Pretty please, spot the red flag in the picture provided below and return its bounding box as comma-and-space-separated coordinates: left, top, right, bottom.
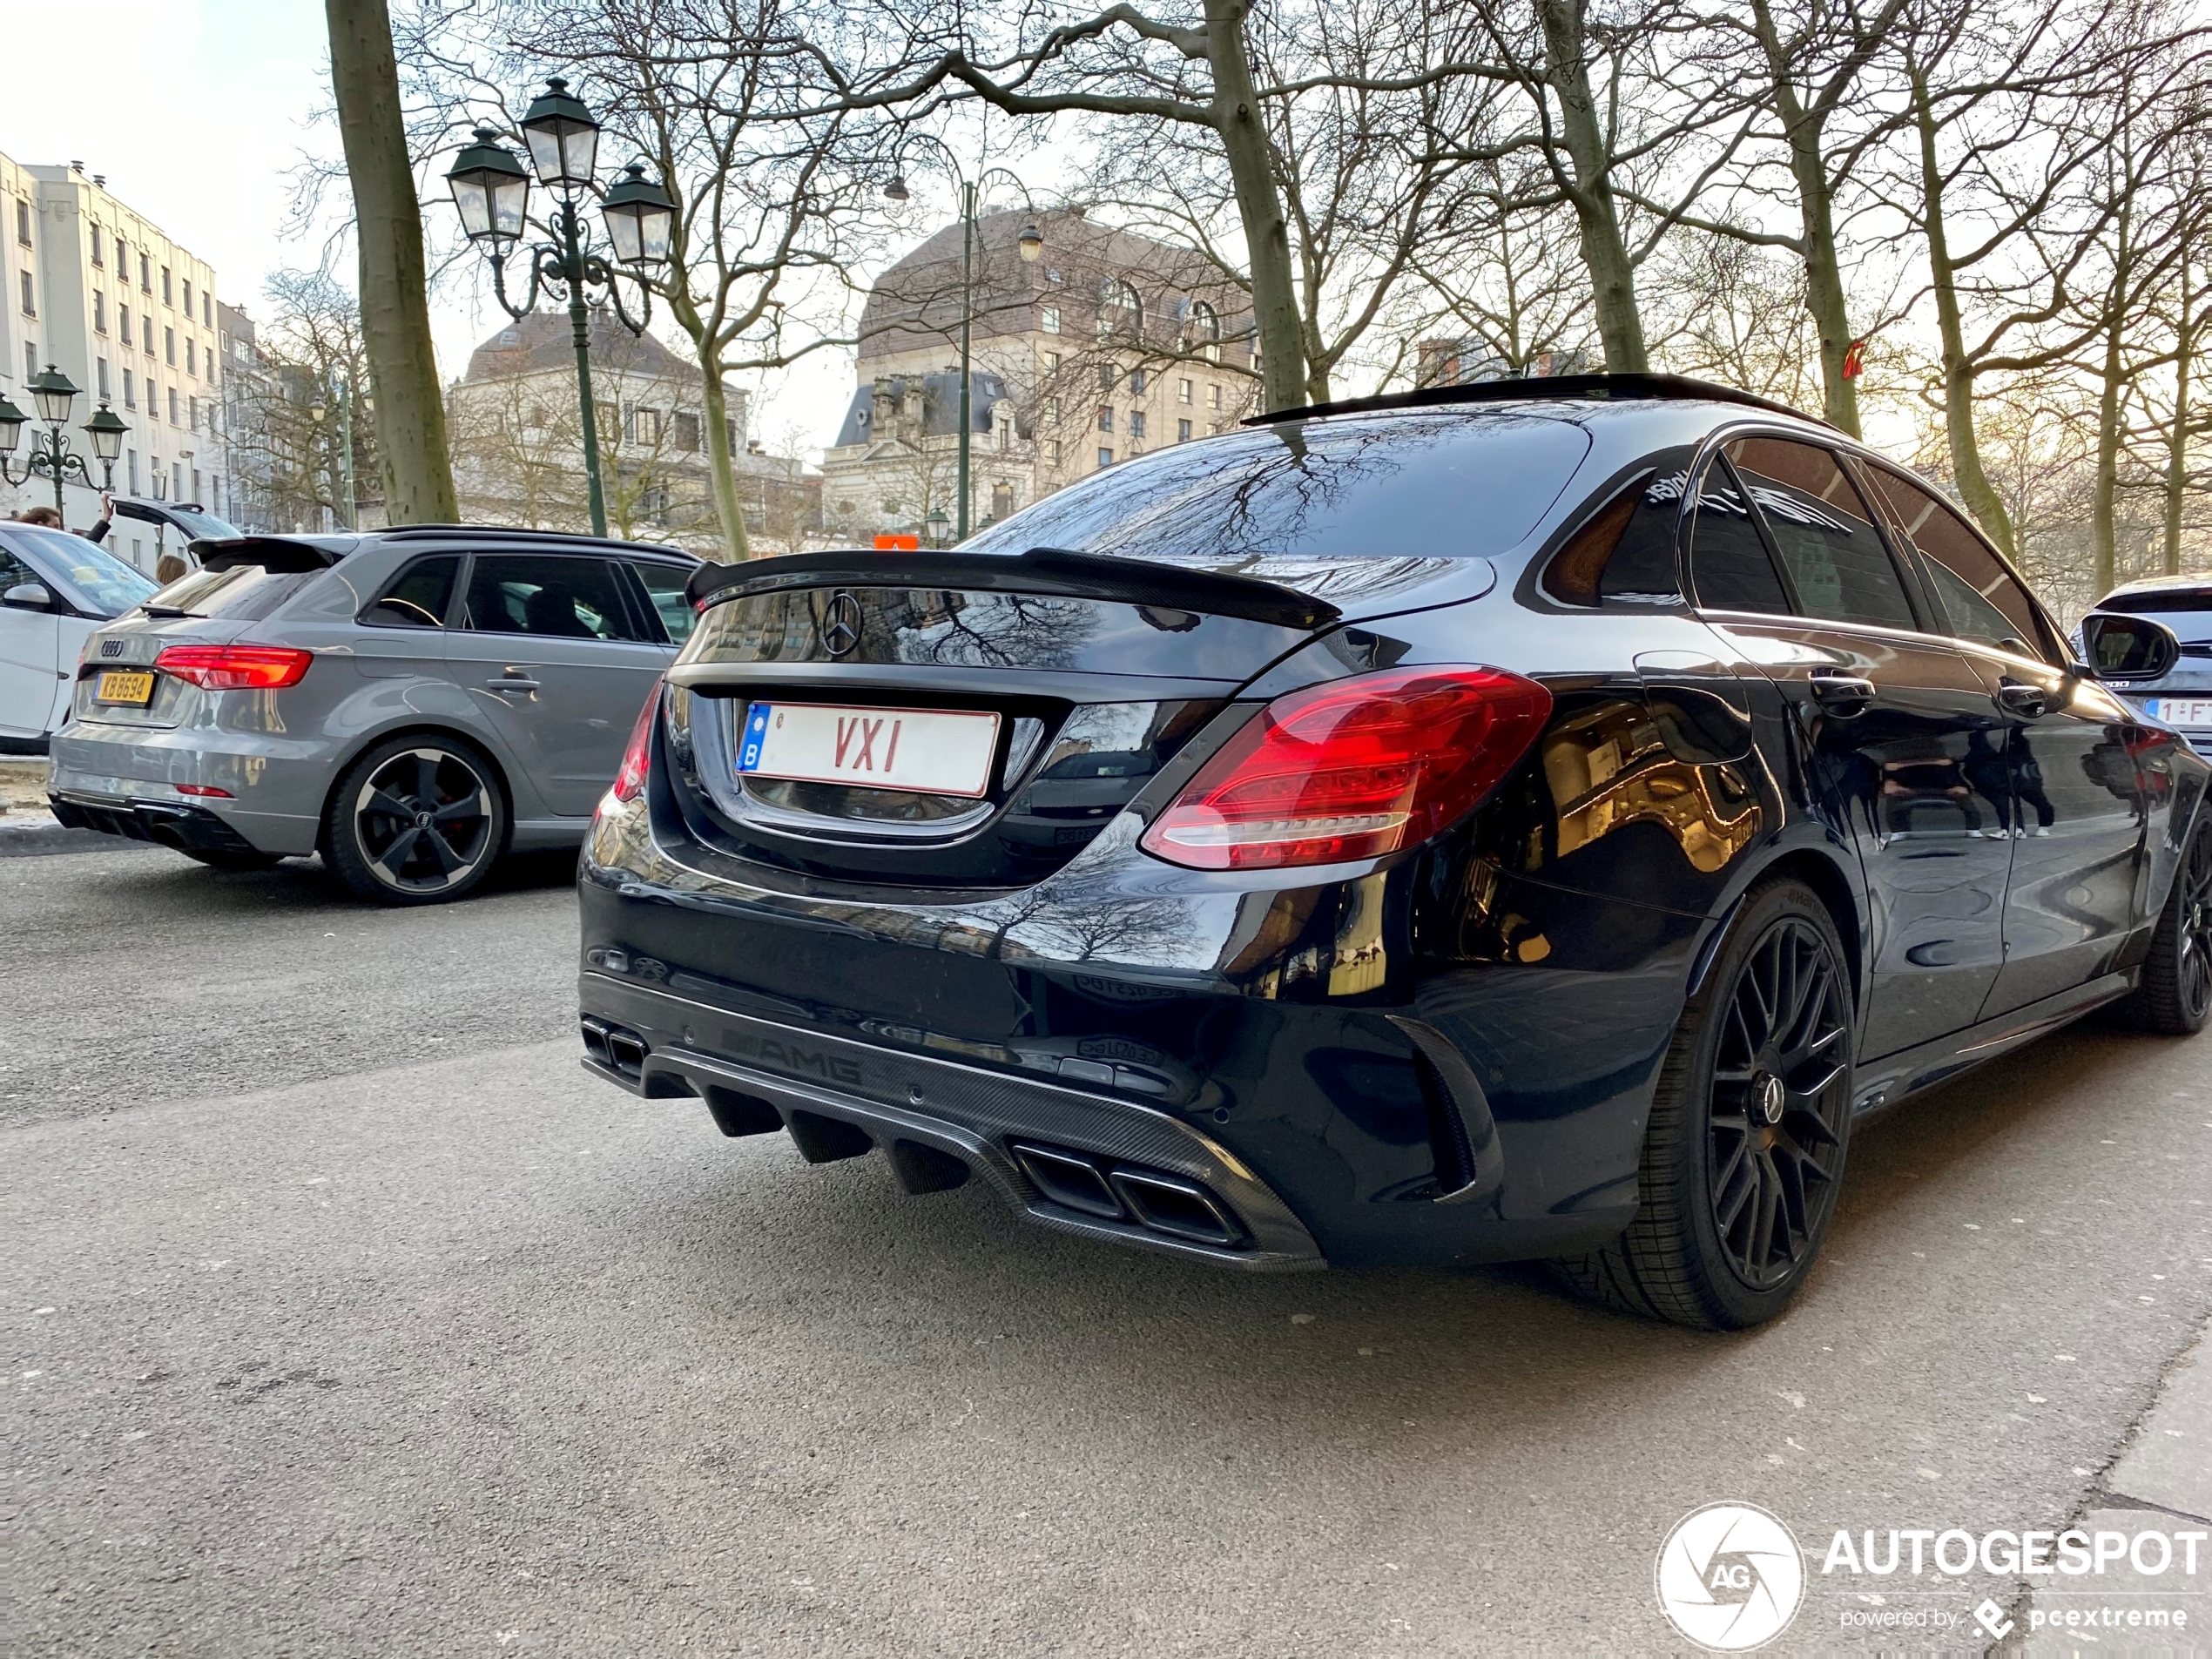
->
1842, 340, 1866, 380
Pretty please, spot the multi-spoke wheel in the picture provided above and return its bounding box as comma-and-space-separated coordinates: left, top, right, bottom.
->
1554, 879, 1855, 1329
322, 736, 506, 905
2118, 813, 2212, 1035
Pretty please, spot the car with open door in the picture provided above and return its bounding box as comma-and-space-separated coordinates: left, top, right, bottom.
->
0, 521, 158, 753
577, 374, 2208, 1329
45, 525, 698, 899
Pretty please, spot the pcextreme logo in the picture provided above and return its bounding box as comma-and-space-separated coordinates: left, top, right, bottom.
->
1655, 1502, 1808, 1651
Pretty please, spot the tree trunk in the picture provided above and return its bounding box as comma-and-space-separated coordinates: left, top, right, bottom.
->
1204, 0, 1308, 412
1537, 0, 1647, 374
1912, 72, 2014, 555
324, 0, 457, 525
1750, 0, 1859, 435
2091, 192, 2134, 596
2164, 267, 2191, 577
696, 364, 753, 560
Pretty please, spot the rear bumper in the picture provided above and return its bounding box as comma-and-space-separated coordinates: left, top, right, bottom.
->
47, 791, 262, 855
50, 722, 330, 855
580, 970, 1325, 1270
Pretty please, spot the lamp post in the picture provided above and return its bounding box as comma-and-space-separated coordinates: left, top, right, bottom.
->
883, 154, 1042, 542
926, 504, 949, 548
309, 374, 357, 530
0, 366, 126, 523
445, 81, 676, 538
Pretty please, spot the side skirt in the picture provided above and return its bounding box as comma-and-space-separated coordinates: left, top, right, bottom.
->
1850, 971, 2136, 1122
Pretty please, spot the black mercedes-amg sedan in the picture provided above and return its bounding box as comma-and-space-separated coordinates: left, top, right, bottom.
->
577, 374, 2209, 1330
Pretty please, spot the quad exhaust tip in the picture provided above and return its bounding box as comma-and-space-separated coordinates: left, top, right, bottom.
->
1011, 1141, 1247, 1249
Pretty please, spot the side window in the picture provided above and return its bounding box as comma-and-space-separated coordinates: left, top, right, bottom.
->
1542, 454, 1690, 608
361, 555, 459, 628
630, 560, 697, 644
1726, 437, 1917, 631
1858, 466, 2059, 664
1686, 455, 1791, 615
462, 556, 644, 642
0, 546, 38, 591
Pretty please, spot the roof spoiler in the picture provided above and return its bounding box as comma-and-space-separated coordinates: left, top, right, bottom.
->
188, 536, 346, 573
685, 545, 1341, 631
1248, 371, 1829, 428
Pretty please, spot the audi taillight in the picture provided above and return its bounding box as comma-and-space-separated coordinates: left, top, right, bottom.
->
610, 687, 659, 805
153, 644, 314, 691
1139, 666, 1553, 871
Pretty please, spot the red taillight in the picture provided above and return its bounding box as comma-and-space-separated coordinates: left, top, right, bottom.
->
154, 644, 314, 691
1139, 666, 1553, 871
610, 686, 660, 804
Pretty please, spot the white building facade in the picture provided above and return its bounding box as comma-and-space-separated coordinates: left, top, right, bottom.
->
0, 154, 226, 545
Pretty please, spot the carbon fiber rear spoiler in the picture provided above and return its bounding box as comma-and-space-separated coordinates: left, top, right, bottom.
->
187, 536, 350, 573
685, 545, 1340, 631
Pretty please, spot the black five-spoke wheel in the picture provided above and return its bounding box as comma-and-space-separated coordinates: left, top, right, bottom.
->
2121, 813, 2212, 1035
324, 737, 506, 905
1706, 917, 1850, 1291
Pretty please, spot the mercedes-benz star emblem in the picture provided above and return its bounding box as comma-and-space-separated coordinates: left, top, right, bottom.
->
819, 590, 863, 658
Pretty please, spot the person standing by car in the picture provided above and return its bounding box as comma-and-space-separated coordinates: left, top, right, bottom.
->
12, 495, 114, 543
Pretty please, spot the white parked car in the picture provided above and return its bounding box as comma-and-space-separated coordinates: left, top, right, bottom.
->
0, 522, 158, 753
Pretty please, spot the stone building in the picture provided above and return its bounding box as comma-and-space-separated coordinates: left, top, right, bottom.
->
819, 210, 1259, 543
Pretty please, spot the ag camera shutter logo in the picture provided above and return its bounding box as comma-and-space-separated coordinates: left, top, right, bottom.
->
1655, 1501, 1806, 1651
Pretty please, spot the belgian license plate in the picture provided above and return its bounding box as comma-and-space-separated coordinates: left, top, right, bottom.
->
2155, 698, 2212, 726
94, 670, 155, 706
737, 702, 1000, 797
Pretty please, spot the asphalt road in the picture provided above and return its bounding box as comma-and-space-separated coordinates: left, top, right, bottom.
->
4, 842, 2210, 1655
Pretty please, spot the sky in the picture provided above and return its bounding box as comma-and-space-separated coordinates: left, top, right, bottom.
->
1, 0, 862, 462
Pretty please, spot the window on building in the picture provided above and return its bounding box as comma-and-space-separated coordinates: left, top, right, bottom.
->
162, 267, 173, 306
17, 272, 31, 317
671, 411, 700, 451
143, 315, 153, 353
90, 224, 104, 266
165, 327, 176, 365
1096, 406, 1114, 433
183, 279, 192, 314
725, 418, 739, 456
115, 236, 127, 273
138, 252, 151, 292
1130, 411, 1146, 439
1098, 362, 1116, 393
1187, 300, 1222, 363
189, 395, 199, 431
93, 292, 106, 333
1130, 368, 1146, 395
14, 200, 29, 245
1042, 351, 1060, 374
1046, 438, 1061, 466
123, 368, 135, 408
626, 405, 662, 445
1041, 305, 1061, 335
97, 359, 110, 397
186, 338, 197, 376
1177, 418, 1192, 442
1208, 383, 1222, 410
119, 304, 130, 342
1097, 278, 1142, 341
991, 482, 1015, 520
127, 450, 139, 493
1177, 378, 1192, 405
1097, 446, 1115, 468
202, 293, 212, 327
1045, 396, 1060, 423
23, 344, 34, 380
168, 386, 180, 424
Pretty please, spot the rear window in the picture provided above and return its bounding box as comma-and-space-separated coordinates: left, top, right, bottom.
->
146, 561, 319, 621
961, 411, 1590, 564
2098, 588, 2212, 621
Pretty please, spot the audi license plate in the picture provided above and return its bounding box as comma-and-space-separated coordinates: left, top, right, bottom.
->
2154, 698, 2212, 727
737, 702, 1001, 797
94, 670, 155, 706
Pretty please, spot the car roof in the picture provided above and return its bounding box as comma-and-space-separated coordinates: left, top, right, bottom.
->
369, 525, 698, 563
2100, 574, 2212, 601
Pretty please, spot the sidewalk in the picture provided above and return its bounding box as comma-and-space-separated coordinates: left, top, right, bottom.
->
2009, 1317, 2212, 1654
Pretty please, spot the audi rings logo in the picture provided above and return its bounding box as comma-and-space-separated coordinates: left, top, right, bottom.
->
819, 590, 863, 658
1655, 1502, 1806, 1651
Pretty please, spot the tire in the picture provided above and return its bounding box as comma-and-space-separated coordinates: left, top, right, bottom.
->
321, 735, 507, 906
1554, 879, 1855, 1330
2116, 813, 2212, 1035
182, 849, 284, 873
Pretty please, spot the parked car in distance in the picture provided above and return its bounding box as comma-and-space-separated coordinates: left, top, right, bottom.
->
2078, 575, 2212, 757
577, 372, 2209, 1331
0, 521, 158, 753
47, 526, 699, 900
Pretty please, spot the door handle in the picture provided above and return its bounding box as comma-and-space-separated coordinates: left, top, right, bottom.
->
488, 675, 542, 694
1994, 680, 2049, 718
1809, 670, 1877, 712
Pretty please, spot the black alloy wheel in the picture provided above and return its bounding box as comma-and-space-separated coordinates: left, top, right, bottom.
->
1554, 879, 1855, 1329
1705, 917, 1851, 1291
2119, 813, 2212, 1035
324, 738, 505, 904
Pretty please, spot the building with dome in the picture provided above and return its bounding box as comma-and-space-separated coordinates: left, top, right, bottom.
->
819, 209, 1259, 543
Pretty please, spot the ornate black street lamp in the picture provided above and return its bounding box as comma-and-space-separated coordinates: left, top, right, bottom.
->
884, 152, 1042, 541
0, 365, 126, 523
446, 80, 676, 538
